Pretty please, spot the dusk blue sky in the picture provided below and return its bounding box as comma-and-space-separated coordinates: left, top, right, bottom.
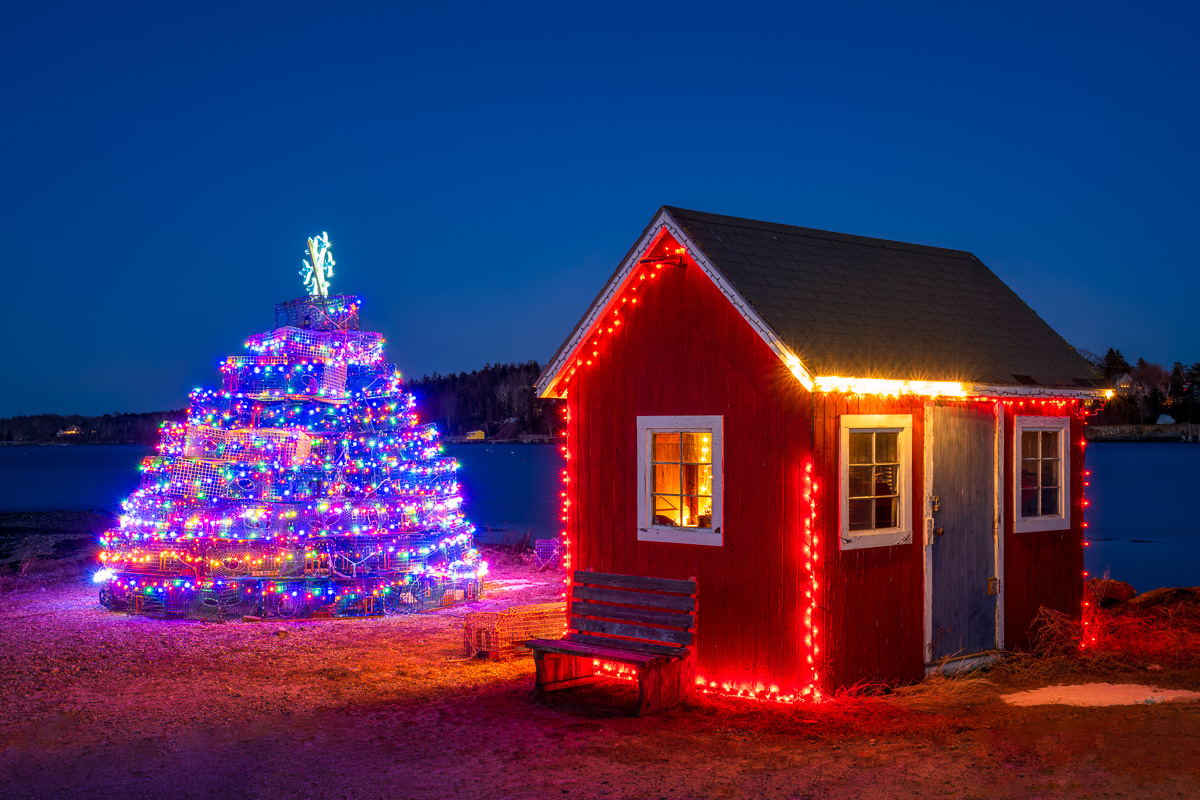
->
3, 2, 1196, 417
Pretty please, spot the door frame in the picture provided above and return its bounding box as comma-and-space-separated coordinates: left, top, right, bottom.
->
922, 401, 1005, 668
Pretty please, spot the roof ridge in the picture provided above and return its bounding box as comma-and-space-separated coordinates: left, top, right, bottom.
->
662, 205, 977, 259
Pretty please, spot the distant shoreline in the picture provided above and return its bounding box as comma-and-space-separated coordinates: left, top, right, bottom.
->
1086, 423, 1200, 443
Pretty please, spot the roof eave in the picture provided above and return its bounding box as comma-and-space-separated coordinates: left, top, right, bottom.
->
964, 383, 1108, 400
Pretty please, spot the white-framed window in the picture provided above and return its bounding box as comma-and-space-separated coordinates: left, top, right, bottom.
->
1013, 415, 1070, 533
839, 414, 913, 550
636, 415, 723, 546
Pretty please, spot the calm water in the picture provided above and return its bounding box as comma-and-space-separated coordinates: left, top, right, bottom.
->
0, 443, 562, 543
0, 442, 1194, 589
1084, 443, 1199, 591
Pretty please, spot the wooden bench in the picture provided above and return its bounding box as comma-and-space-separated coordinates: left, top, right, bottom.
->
526, 570, 697, 716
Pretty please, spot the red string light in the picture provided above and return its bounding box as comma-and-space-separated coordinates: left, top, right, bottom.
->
551, 225, 1100, 697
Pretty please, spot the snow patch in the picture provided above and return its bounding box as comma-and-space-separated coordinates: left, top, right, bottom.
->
1001, 683, 1200, 707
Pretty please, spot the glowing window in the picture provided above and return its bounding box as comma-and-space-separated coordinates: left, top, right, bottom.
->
651, 432, 714, 528
637, 416, 722, 546
1013, 416, 1070, 533
839, 415, 913, 550
847, 431, 900, 531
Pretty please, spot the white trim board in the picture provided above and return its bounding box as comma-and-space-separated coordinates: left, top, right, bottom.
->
838, 414, 914, 551
1011, 415, 1072, 533
636, 415, 723, 547
967, 384, 1103, 400
995, 402, 1005, 650
923, 405, 934, 664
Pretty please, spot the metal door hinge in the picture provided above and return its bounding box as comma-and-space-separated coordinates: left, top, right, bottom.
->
987, 577, 1000, 596
931, 496, 941, 512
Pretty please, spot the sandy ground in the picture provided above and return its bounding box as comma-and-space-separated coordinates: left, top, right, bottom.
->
1002, 683, 1200, 706
2, 558, 1200, 799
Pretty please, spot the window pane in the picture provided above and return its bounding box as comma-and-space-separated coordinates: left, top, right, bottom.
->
696, 495, 713, 528
848, 498, 873, 531
875, 496, 897, 529
653, 433, 680, 463
680, 463, 701, 495
1040, 458, 1059, 488
680, 495, 703, 527
849, 432, 873, 464
654, 464, 680, 494
680, 432, 710, 464
874, 465, 898, 495
1021, 431, 1038, 459
1021, 460, 1039, 489
875, 432, 898, 464
1020, 488, 1038, 517
1040, 488, 1059, 517
848, 466, 873, 498
653, 494, 680, 526
1041, 431, 1058, 459
697, 464, 713, 498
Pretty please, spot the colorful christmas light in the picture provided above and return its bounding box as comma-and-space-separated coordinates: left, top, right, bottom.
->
97, 240, 483, 619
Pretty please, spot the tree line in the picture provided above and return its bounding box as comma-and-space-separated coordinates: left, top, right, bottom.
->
0, 361, 562, 444
407, 360, 561, 437
0, 410, 188, 444
1091, 348, 1200, 425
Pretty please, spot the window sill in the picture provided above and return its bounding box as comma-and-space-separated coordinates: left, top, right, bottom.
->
840, 527, 912, 551
1014, 516, 1070, 533
637, 526, 722, 546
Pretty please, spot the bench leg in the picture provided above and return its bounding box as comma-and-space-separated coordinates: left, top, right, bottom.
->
533, 651, 597, 697
637, 658, 689, 716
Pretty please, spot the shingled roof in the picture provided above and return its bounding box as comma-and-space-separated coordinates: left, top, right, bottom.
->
663, 206, 1097, 389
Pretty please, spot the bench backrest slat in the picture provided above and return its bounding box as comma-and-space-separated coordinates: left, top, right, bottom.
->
571, 585, 695, 612
569, 601, 692, 629
573, 616, 693, 646
567, 570, 697, 658
574, 570, 697, 595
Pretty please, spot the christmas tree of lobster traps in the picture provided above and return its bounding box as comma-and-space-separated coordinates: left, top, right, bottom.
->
95, 233, 486, 619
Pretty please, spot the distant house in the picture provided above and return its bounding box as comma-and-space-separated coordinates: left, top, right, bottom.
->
1110, 373, 1134, 395
537, 206, 1103, 696
464, 430, 486, 441
1156, 414, 1175, 425
56, 425, 81, 437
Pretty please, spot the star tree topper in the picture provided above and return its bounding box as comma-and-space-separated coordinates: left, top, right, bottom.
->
301, 232, 335, 296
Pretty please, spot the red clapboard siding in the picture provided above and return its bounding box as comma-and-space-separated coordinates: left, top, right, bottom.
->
1002, 403, 1086, 651
813, 393, 927, 689
568, 243, 810, 690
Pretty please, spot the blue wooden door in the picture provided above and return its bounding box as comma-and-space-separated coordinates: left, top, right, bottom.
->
930, 404, 998, 661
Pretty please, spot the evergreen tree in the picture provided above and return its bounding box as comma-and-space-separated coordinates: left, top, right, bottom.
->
1102, 348, 1130, 380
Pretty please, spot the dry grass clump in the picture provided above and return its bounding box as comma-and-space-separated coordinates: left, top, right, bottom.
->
891, 673, 997, 710
1088, 600, 1200, 667
993, 599, 1200, 686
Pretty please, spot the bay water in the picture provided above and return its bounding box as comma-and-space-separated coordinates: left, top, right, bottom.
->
0, 442, 1194, 590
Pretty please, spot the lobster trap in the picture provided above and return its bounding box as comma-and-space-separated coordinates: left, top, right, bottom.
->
462, 602, 566, 661
274, 295, 360, 331
246, 327, 384, 364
